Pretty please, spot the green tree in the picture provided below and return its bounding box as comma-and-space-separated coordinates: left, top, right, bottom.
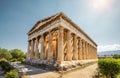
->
10, 49, 26, 62
5, 70, 19, 78
98, 58, 120, 78
0, 48, 12, 61
0, 60, 14, 72
113, 54, 120, 59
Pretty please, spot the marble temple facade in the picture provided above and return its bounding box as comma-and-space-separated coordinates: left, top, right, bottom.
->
26, 12, 98, 69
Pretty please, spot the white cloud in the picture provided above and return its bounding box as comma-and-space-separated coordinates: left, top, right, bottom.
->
98, 44, 120, 52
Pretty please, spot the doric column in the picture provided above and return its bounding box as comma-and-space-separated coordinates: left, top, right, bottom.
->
92, 46, 94, 59
85, 42, 88, 59
84, 41, 86, 59
94, 47, 97, 59
35, 38, 39, 60
40, 34, 44, 60
78, 38, 81, 60
30, 40, 33, 59
82, 40, 85, 60
88, 44, 90, 59
47, 31, 53, 61
90, 45, 92, 59
86, 42, 89, 59
27, 41, 31, 60
81, 39, 83, 60
89, 45, 91, 59
31, 39, 35, 59
57, 27, 64, 64
95, 48, 98, 59
90, 45, 91, 59
93, 47, 94, 59
80, 39, 83, 60
91, 45, 93, 59
66, 30, 72, 61
94, 47, 96, 59
73, 35, 78, 60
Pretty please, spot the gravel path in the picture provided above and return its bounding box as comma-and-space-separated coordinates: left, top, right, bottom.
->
27, 63, 98, 78
63, 63, 98, 78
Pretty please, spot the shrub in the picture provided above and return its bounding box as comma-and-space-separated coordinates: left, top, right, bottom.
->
18, 58, 25, 62
0, 58, 7, 62
10, 49, 26, 62
0, 61, 14, 72
5, 70, 19, 78
10, 58, 17, 62
98, 58, 120, 78
113, 54, 120, 59
0, 48, 12, 61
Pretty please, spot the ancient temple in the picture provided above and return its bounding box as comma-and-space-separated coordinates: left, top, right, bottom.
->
26, 12, 98, 69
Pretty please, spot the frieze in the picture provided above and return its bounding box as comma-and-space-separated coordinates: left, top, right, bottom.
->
61, 18, 96, 48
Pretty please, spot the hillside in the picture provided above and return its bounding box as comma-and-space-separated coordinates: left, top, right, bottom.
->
98, 50, 120, 56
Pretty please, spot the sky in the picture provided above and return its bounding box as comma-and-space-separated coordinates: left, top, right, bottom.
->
0, 0, 120, 52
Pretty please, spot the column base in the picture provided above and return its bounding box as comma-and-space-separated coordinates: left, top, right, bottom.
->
25, 59, 98, 71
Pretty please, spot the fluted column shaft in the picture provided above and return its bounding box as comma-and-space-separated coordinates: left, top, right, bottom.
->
78, 38, 81, 60
35, 38, 39, 59
84, 42, 87, 59
82, 40, 85, 59
85, 42, 88, 59
40, 35, 44, 60
57, 27, 64, 64
88, 44, 90, 59
73, 35, 78, 60
66, 31, 72, 61
96, 48, 98, 59
48, 31, 53, 61
31, 39, 35, 59
89, 45, 91, 59
27, 41, 31, 59
86, 44, 88, 59
80, 39, 83, 60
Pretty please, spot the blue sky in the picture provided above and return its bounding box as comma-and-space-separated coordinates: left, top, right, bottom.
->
0, 0, 120, 52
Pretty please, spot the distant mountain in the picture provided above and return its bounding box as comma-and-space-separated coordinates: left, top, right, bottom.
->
98, 50, 120, 56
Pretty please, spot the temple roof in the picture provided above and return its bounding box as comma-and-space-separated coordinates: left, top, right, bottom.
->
28, 12, 62, 34
28, 12, 97, 46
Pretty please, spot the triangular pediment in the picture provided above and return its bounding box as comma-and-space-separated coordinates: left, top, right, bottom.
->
28, 12, 64, 34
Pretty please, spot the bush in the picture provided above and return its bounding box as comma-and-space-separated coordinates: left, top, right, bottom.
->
18, 58, 25, 62
0, 58, 7, 62
0, 48, 12, 61
10, 49, 26, 62
0, 61, 14, 72
98, 58, 120, 78
113, 54, 120, 59
5, 70, 19, 78
10, 58, 17, 62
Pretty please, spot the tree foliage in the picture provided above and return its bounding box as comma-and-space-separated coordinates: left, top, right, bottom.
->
0, 48, 26, 62
0, 48, 12, 61
10, 49, 26, 62
98, 58, 120, 78
0, 60, 14, 72
113, 54, 120, 59
5, 70, 19, 78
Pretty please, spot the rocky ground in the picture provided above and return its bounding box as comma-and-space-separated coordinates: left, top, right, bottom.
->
0, 66, 4, 78
18, 63, 98, 78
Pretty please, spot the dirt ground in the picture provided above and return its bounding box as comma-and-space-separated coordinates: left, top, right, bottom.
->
27, 63, 98, 78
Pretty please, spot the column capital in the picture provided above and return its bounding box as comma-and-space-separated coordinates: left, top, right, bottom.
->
58, 26, 64, 30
